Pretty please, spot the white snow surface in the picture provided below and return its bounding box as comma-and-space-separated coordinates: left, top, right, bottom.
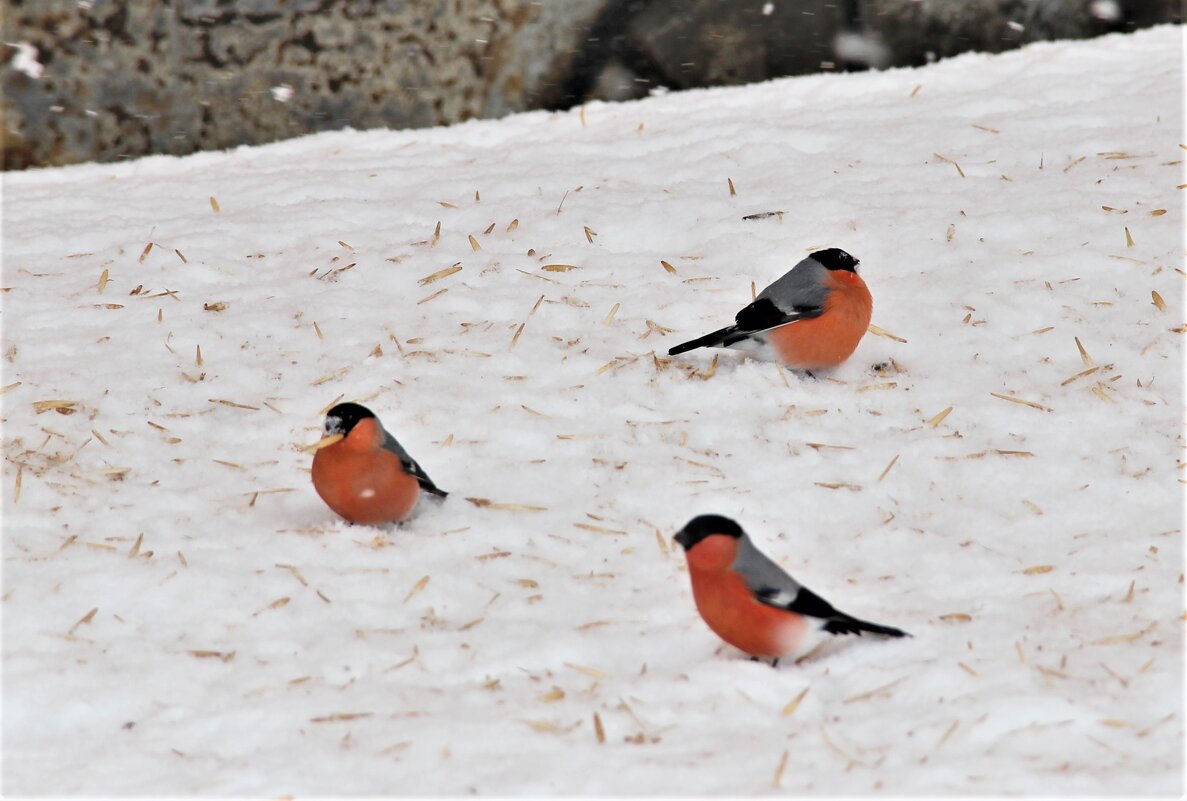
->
2, 26, 1184, 797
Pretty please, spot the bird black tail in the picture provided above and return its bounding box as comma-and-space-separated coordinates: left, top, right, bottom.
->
823, 613, 909, 638
668, 325, 738, 356
422, 483, 449, 499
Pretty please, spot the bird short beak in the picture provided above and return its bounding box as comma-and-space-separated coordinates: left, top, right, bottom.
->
673, 529, 689, 549
305, 432, 344, 452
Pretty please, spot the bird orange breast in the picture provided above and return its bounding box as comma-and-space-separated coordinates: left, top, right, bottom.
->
768, 271, 872, 369
311, 423, 420, 524
686, 541, 809, 659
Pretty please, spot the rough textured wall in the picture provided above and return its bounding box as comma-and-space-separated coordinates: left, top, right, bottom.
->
2, 0, 1180, 169
858, 0, 1114, 67
1, 0, 609, 169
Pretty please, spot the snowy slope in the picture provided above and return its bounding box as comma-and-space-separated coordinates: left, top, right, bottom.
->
2, 25, 1183, 797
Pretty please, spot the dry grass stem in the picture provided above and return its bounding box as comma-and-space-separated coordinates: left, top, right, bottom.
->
782, 687, 809, 716
926, 407, 953, 427
867, 323, 907, 343
990, 392, 1052, 412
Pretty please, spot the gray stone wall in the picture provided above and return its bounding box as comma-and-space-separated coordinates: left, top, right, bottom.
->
1, 0, 609, 169
2, 0, 1179, 169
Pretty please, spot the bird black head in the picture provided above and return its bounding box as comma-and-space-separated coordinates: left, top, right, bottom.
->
673, 514, 745, 550
811, 248, 859, 272
324, 402, 375, 436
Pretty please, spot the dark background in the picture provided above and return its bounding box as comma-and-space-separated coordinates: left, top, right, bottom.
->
2, 0, 1180, 170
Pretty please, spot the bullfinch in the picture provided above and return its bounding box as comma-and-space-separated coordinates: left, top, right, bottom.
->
310, 402, 447, 525
667, 248, 872, 370
673, 515, 907, 665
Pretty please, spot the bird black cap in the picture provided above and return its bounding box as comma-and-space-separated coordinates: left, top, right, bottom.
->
324, 402, 376, 436
811, 248, 859, 272
674, 514, 744, 550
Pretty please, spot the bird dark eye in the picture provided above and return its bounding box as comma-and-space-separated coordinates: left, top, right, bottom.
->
325, 416, 341, 433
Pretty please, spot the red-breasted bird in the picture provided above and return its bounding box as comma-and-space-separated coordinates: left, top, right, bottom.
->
310, 402, 447, 525
673, 515, 907, 665
667, 248, 872, 370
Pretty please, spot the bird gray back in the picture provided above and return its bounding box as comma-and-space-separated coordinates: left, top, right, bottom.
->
730, 533, 803, 605
757, 255, 830, 316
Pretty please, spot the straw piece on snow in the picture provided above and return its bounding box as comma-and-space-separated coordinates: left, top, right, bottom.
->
1061, 365, 1101, 385
310, 712, 372, 723
403, 575, 430, 603
188, 649, 236, 662
1092, 625, 1156, 645
418, 264, 462, 286
312, 367, 351, 386
474, 551, 512, 561
33, 400, 78, 414
842, 676, 907, 704
939, 613, 972, 623
574, 522, 627, 536
925, 407, 953, 427
252, 597, 290, 616
68, 607, 99, 635
772, 750, 789, 789
990, 392, 1052, 412
867, 323, 907, 342
564, 662, 606, 679
465, 497, 547, 511
781, 687, 809, 716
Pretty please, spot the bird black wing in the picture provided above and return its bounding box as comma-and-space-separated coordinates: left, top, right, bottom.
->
669, 298, 824, 354
379, 429, 448, 498
725, 297, 823, 343
756, 584, 908, 638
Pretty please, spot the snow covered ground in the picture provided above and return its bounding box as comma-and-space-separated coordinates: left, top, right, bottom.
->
2, 25, 1183, 797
